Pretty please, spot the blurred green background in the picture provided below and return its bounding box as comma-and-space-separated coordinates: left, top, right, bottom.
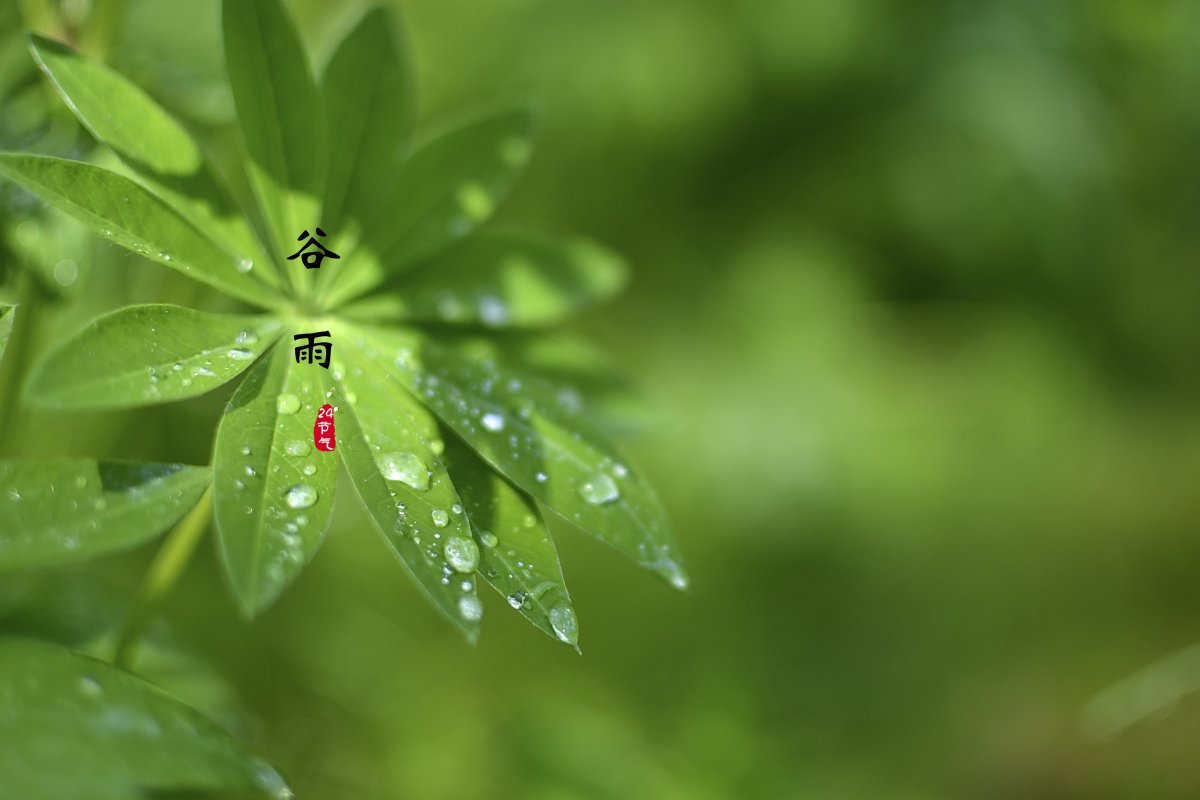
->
4, 0, 1200, 797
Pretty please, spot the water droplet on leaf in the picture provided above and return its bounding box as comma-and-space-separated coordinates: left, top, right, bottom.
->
549, 605, 579, 645
444, 535, 480, 573
284, 484, 318, 509
276, 393, 301, 415
458, 595, 483, 621
380, 452, 429, 490
579, 473, 620, 505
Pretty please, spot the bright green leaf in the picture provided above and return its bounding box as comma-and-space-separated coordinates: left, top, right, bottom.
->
0, 155, 279, 307
213, 340, 336, 616
341, 227, 628, 328
334, 334, 482, 638
324, 103, 536, 308
0, 460, 211, 573
28, 34, 277, 288
223, 0, 324, 274
0, 303, 14, 363
442, 434, 578, 647
25, 304, 282, 410
0, 638, 289, 800
346, 323, 687, 588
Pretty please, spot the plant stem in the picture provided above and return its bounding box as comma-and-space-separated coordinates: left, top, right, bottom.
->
113, 487, 213, 671
0, 269, 40, 454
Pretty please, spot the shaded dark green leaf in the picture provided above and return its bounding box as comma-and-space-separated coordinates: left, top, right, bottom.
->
0, 460, 211, 572
0, 638, 289, 800
341, 227, 627, 327
222, 0, 323, 273
319, 5, 416, 234
324, 103, 536, 307
0, 303, 14, 363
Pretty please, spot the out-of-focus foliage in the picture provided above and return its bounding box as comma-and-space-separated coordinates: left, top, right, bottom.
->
3, 0, 1200, 798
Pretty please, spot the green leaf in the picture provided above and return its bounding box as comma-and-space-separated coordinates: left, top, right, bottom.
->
0, 303, 14, 363
0, 460, 211, 572
346, 323, 688, 588
341, 228, 628, 327
223, 0, 324, 271
25, 304, 282, 410
333, 334, 482, 638
0, 638, 289, 800
0, 155, 280, 308
490, 332, 657, 436
319, 5, 416, 235
442, 434, 578, 647
324, 103, 536, 308
28, 34, 277, 288
213, 340, 336, 616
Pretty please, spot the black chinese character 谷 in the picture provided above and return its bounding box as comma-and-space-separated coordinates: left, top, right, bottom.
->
287, 227, 340, 270
294, 331, 332, 369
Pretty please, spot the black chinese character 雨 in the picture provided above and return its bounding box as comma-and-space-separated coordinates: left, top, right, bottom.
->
294, 331, 332, 369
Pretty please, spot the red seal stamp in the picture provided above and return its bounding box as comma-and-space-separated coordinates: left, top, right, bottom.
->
314, 404, 336, 451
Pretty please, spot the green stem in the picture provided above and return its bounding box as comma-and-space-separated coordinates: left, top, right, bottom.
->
0, 269, 40, 454
113, 487, 213, 671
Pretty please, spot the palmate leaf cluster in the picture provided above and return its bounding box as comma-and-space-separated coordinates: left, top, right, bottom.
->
0, 2, 685, 792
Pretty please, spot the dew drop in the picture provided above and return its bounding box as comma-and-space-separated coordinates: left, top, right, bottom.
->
276, 393, 301, 415
284, 439, 310, 457
284, 484, 318, 509
237, 257, 254, 273
481, 412, 505, 432
458, 595, 484, 622
241, 446, 252, 456
77, 676, 102, 699
235, 329, 259, 345
302, 463, 317, 476
507, 591, 527, 609
578, 473, 620, 505
479, 531, 498, 548
444, 535, 480, 573
380, 452, 429, 490
548, 605, 578, 644
431, 508, 450, 528
227, 348, 254, 360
